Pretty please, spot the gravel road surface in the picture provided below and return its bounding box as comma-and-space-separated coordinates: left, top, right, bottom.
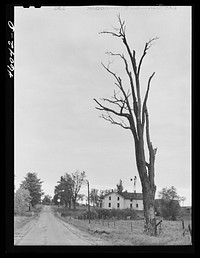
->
14, 205, 104, 245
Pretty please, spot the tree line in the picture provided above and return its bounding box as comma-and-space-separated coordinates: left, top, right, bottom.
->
14, 172, 43, 214
53, 170, 86, 210
14, 171, 186, 221
53, 176, 127, 209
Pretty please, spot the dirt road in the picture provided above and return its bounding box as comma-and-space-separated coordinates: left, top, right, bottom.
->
14, 205, 105, 245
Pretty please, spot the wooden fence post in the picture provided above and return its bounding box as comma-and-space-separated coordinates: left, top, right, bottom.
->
152, 218, 157, 236
159, 221, 162, 234
188, 224, 192, 237
182, 220, 185, 230
156, 220, 162, 235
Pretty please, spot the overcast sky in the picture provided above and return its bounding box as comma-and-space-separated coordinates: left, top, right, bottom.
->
14, 6, 191, 205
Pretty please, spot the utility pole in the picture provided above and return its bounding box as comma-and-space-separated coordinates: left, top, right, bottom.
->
87, 180, 91, 223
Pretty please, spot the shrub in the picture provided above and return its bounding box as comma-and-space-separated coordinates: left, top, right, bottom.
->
155, 199, 181, 220
14, 187, 32, 215
58, 207, 138, 220
95, 208, 137, 220
82, 210, 98, 219
58, 207, 87, 218
95, 208, 110, 219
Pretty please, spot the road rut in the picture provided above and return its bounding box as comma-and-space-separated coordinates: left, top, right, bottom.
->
15, 206, 101, 245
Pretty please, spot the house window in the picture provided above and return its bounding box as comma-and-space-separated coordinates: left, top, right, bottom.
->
117, 203, 120, 208
136, 203, 138, 208
130, 203, 132, 209
109, 196, 111, 200
108, 203, 111, 207
117, 196, 120, 201
130, 199, 132, 202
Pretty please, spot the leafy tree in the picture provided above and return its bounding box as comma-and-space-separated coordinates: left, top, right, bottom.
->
116, 179, 124, 193
53, 193, 60, 205
14, 187, 32, 215
94, 15, 159, 235
54, 170, 86, 210
20, 172, 43, 208
71, 170, 86, 210
42, 195, 52, 205
54, 175, 73, 208
157, 186, 184, 220
90, 188, 99, 207
99, 189, 113, 198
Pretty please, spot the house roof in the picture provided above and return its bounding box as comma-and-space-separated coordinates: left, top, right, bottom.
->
120, 191, 143, 200
102, 191, 143, 200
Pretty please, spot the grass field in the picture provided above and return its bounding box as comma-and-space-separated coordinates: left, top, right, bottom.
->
14, 204, 43, 230
55, 206, 192, 246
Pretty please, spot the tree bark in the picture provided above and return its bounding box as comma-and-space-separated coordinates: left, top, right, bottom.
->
72, 200, 76, 210
142, 182, 156, 235
95, 15, 158, 236
132, 127, 157, 235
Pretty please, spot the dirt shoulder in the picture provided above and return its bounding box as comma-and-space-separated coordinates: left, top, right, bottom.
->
14, 212, 41, 245
54, 210, 110, 245
55, 211, 192, 245
15, 205, 109, 246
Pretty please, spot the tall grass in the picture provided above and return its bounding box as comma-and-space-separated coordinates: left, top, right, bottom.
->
55, 206, 192, 245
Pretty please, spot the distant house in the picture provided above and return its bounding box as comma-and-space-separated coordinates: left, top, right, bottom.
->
100, 190, 143, 210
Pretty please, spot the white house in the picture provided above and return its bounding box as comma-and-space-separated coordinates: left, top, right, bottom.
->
100, 190, 143, 210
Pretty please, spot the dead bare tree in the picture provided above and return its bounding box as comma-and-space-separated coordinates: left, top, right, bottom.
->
94, 15, 159, 236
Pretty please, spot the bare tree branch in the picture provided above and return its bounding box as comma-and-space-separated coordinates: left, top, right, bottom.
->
101, 60, 134, 117
145, 107, 157, 187
145, 108, 152, 151
99, 14, 126, 38
99, 31, 121, 37
119, 36, 140, 119
100, 17, 139, 117
142, 72, 155, 129
138, 37, 159, 76
105, 51, 123, 58
106, 51, 138, 116
100, 58, 139, 139
100, 112, 131, 130
101, 96, 127, 110
101, 62, 120, 84
96, 15, 159, 235
94, 98, 129, 118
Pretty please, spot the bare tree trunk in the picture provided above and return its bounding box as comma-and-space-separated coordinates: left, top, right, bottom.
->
68, 200, 72, 210
143, 183, 156, 235
134, 136, 157, 235
72, 199, 76, 210
94, 15, 159, 236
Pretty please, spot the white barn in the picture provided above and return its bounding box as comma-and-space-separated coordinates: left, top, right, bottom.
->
100, 191, 143, 210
